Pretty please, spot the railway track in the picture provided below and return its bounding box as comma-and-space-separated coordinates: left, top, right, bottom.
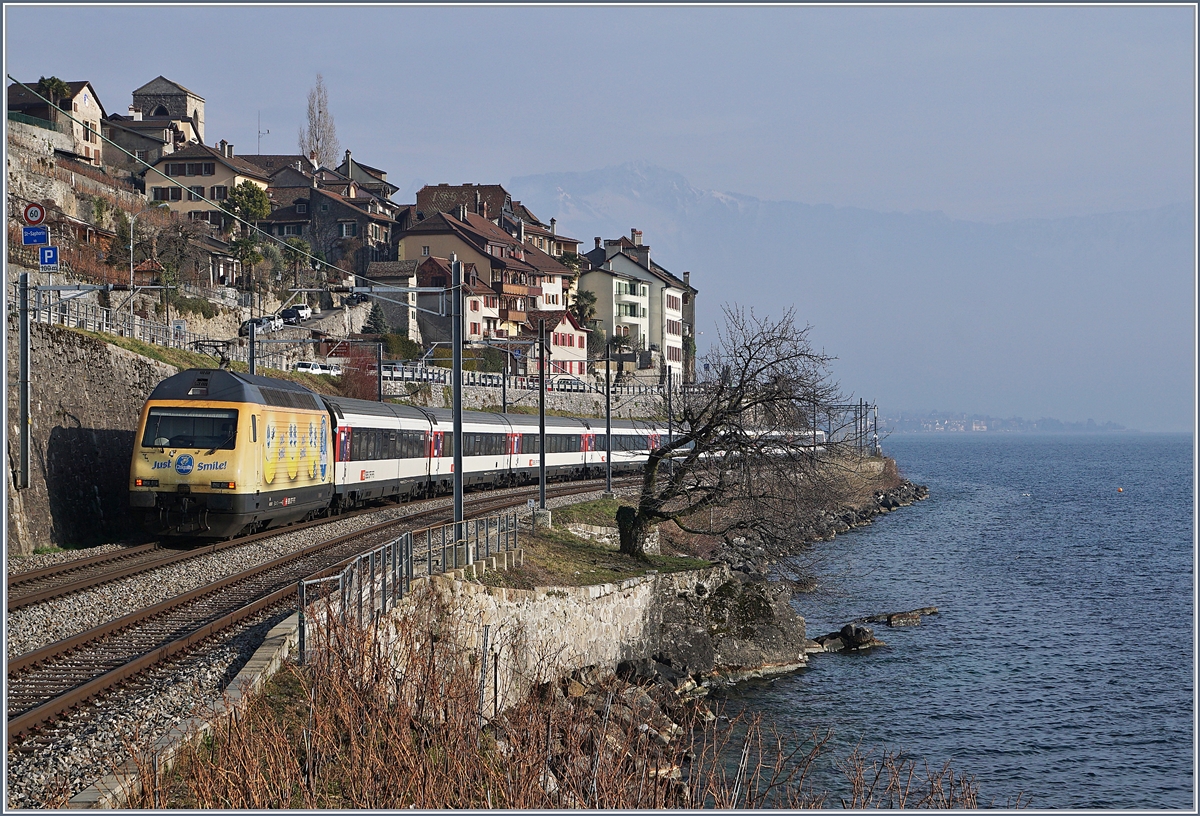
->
7, 477, 633, 613
6, 479, 627, 745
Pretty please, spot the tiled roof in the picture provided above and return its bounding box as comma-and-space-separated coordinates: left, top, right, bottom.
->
240, 154, 313, 173
521, 242, 571, 277
416, 183, 510, 220
524, 309, 585, 331
153, 143, 270, 181
311, 187, 395, 224
260, 204, 308, 224
366, 260, 419, 278
8, 80, 106, 117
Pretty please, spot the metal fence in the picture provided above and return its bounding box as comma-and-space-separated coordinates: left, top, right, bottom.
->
296, 511, 519, 664
378, 361, 667, 397
7, 110, 66, 134
9, 280, 287, 370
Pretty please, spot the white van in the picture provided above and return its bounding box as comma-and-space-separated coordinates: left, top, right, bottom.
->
294, 361, 341, 376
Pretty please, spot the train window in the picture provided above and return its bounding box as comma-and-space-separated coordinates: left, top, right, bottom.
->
251, 415, 257, 443
352, 431, 364, 461
142, 408, 238, 450
523, 434, 539, 454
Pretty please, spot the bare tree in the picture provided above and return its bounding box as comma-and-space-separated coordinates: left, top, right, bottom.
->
616, 305, 850, 556
297, 73, 340, 168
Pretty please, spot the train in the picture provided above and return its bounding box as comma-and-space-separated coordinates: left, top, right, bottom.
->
129, 368, 671, 538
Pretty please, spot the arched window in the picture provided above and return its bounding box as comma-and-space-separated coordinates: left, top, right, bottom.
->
153, 105, 169, 117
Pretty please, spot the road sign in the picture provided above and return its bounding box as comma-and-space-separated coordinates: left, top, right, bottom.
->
23, 203, 46, 225
39, 246, 59, 271
22, 226, 49, 246
172, 319, 187, 338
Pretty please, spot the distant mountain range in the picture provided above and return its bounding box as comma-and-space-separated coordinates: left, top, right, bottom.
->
508, 162, 1194, 432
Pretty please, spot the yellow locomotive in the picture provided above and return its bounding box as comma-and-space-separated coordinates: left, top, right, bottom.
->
130, 369, 333, 536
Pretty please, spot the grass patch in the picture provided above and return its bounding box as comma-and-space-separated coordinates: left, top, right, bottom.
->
476, 517, 710, 589
549, 497, 623, 527
32, 545, 64, 555
65, 326, 343, 395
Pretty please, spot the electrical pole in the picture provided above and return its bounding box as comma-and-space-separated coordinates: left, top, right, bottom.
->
604, 339, 613, 499
376, 342, 383, 402
452, 256, 465, 558
248, 320, 256, 375
18, 273, 30, 489
538, 318, 546, 511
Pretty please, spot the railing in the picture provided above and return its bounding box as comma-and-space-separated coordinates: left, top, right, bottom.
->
375, 360, 672, 397
9, 281, 287, 371
296, 511, 519, 664
7, 110, 67, 134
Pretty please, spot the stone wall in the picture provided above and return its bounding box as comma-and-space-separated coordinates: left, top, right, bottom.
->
7, 121, 146, 224
415, 564, 807, 713
5, 320, 176, 554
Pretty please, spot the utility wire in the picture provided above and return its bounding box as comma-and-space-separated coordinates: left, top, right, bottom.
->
5, 74, 424, 296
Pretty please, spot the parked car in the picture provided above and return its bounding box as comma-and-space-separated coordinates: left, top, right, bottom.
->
238, 317, 272, 337
294, 303, 313, 320
265, 313, 284, 331
342, 292, 370, 305
294, 361, 342, 376
280, 307, 303, 325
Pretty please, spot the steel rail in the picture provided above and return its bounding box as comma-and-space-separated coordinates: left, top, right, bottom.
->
7, 477, 630, 612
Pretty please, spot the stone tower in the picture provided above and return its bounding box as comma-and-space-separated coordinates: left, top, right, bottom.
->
131, 76, 205, 143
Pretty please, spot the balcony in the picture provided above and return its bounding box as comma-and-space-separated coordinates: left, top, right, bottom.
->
492, 281, 540, 298
498, 308, 526, 322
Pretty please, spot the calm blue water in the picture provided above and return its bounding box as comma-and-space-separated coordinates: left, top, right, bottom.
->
720, 433, 1194, 809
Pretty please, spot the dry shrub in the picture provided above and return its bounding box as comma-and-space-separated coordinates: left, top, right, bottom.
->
128, 590, 1011, 809
339, 345, 380, 401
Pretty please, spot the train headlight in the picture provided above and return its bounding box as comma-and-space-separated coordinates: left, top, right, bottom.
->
135, 478, 159, 487
211, 481, 236, 490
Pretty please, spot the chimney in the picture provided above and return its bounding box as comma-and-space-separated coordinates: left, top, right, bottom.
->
481, 200, 489, 219
457, 204, 467, 222
128, 105, 142, 121
218, 139, 227, 157
475, 190, 482, 214
309, 151, 318, 170
344, 149, 352, 177
226, 143, 234, 158
550, 218, 556, 235
594, 237, 601, 249
519, 221, 525, 244
631, 228, 642, 246
683, 271, 690, 288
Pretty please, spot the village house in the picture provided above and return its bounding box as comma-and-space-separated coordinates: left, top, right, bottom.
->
522, 309, 589, 382
582, 229, 698, 383
142, 140, 269, 223
364, 259, 421, 344
8, 79, 107, 165
398, 207, 548, 338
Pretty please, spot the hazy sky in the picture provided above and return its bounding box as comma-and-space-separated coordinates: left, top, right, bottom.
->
5, 4, 1193, 222
4, 4, 1196, 429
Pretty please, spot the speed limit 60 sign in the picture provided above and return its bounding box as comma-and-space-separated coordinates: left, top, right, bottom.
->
23, 203, 46, 225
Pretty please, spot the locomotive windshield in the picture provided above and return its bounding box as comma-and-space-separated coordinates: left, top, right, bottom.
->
142, 408, 239, 450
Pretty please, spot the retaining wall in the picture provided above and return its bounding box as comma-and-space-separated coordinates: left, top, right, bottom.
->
5, 320, 177, 554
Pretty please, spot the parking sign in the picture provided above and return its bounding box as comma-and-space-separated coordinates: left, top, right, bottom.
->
39, 246, 59, 270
